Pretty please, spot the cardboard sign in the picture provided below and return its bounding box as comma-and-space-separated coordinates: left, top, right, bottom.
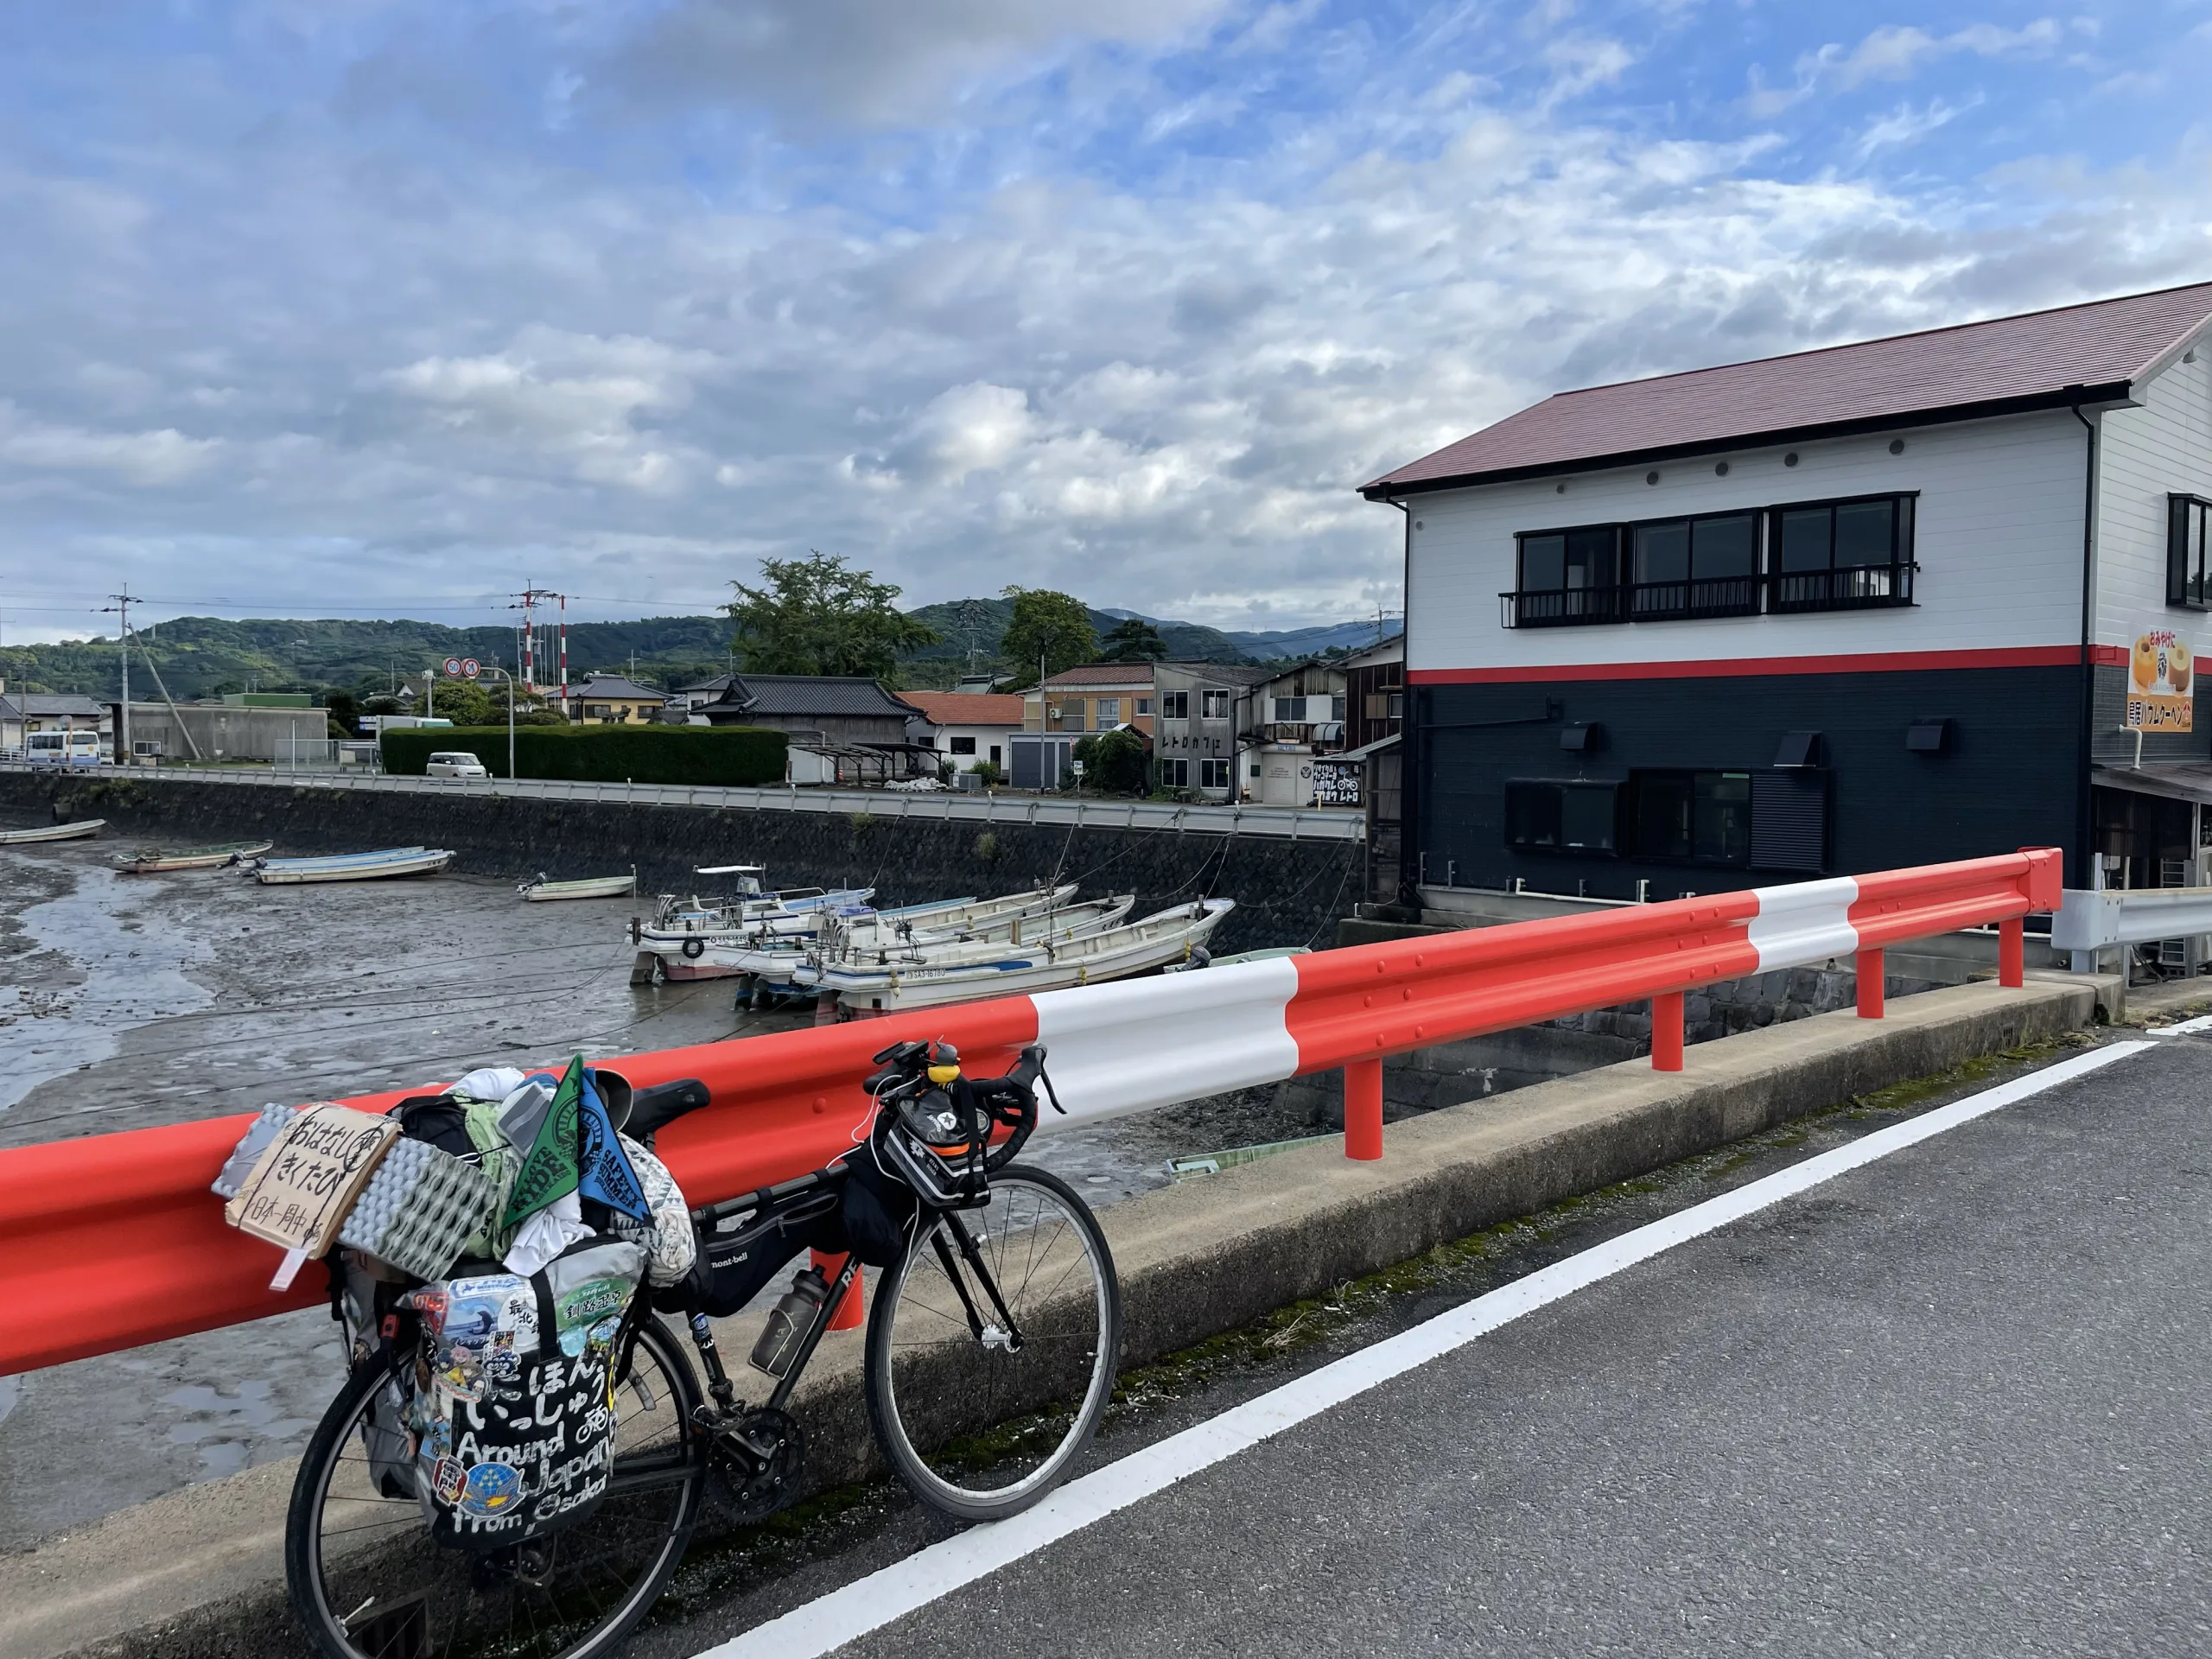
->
224, 1103, 399, 1268
2127, 626, 2195, 732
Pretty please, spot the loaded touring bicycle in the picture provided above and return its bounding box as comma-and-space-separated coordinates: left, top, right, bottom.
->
275, 1038, 1120, 1659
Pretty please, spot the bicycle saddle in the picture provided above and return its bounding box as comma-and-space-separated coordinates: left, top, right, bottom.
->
614, 1076, 713, 1138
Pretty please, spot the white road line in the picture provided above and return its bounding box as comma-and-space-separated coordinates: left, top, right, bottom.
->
695, 1039, 2152, 1659
2150, 1012, 2212, 1035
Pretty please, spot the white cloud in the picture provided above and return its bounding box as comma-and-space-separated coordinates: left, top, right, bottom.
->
1747, 18, 2066, 115
0, 405, 222, 486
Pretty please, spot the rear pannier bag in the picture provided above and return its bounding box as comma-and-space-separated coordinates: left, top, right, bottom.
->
400, 1237, 645, 1547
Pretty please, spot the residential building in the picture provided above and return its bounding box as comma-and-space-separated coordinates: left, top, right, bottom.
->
563, 675, 665, 725
700, 673, 924, 747
672, 672, 741, 716
102, 699, 325, 763
902, 691, 1026, 774
1362, 280, 2212, 905
1150, 662, 1274, 800
1249, 659, 1351, 806
1341, 636, 1406, 752
1014, 663, 1160, 790
0, 691, 111, 760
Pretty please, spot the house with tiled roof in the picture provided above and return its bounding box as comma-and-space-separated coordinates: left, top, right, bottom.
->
902, 691, 1026, 776
1362, 281, 2212, 907
1013, 663, 1161, 790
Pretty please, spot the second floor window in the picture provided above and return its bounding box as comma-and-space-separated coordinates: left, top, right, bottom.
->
2170, 495, 2212, 609
1505, 493, 1916, 627
1201, 690, 1231, 720
1096, 697, 1120, 723
1160, 690, 1189, 719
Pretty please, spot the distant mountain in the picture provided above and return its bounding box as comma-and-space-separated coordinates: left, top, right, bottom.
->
902, 598, 1250, 677
1223, 620, 1402, 659
0, 600, 1395, 702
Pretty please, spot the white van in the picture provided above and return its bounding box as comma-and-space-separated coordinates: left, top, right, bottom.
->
26, 730, 102, 767
424, 751, 489, 779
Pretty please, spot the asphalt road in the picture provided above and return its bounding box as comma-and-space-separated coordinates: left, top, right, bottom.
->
750, 1032, 2212, 1658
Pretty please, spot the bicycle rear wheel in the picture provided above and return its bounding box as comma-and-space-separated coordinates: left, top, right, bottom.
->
286, 1314, 706, 1659
864, 1163, 1120, 1522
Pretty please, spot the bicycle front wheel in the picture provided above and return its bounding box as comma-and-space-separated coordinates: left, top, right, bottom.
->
865, 1163, 1121, 1522
285, 1313, 706, 1659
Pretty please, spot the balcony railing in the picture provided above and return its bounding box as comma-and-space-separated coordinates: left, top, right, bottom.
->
1497, 586, 1628, 629
1767, 561, 1917, 613
1499, 563, 1917, 629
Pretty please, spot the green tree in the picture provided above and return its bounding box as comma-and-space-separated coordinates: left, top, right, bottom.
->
999, 587, 1097, 690
1071, 728, 1151, 796
1099, 616, 1166, 662
728, 552, 938, 679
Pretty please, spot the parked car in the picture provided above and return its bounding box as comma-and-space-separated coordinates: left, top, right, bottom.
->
423, 751, 489, 779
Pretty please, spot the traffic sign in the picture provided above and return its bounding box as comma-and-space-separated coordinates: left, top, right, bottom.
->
443, 657, 462, 677
461, 658, 480, 680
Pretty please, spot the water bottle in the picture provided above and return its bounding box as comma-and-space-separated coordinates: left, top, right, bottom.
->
749, 1268, 830, 1377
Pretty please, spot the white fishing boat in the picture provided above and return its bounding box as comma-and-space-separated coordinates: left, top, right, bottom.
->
793, 895, 1138, 995
722, 884, 1084, 988
249, 847, 454, 884
0, 819, 105, 845
826, 898, 1236, 1016
518, 870, 636, 902
113, 840, 272, 873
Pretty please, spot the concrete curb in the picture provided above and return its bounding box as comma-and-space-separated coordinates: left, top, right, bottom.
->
1, 976, 2097, 1658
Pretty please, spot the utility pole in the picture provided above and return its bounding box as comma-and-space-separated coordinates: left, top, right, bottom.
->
99, 590, 138, 766
511, 586, 565, 695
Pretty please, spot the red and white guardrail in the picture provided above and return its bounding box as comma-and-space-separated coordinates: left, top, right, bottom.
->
0, 849, 2059, 1375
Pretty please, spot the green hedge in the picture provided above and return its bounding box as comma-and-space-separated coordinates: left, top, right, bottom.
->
379, 724, 787, 786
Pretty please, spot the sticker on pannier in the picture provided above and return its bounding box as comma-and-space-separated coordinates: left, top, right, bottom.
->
401, 1238, 645, 1547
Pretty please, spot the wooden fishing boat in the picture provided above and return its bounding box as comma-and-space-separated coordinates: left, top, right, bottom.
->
825, 899, 1236, 1016
518, 870, 637, 902
249, 847, 454, 884
113, 840, 273, 873
0, 819, 105, 845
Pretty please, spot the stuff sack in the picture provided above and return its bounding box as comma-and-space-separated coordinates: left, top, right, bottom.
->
400, 1236, 645, 1548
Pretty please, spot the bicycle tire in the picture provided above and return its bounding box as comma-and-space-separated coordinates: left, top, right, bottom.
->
285, 1313, 707, 1659
864, 1163, 1121, 1523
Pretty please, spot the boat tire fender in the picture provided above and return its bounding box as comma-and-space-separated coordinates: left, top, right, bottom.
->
682, 937, 706, 960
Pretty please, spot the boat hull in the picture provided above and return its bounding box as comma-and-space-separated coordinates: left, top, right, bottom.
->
0, 819, 105, 845
254, 849, 454, 884
833, 900, 1235, 1014
114, 840, 272, 873
521, 875, 636, 901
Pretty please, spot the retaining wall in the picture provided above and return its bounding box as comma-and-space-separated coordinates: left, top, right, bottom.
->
0, 772, 1358, 957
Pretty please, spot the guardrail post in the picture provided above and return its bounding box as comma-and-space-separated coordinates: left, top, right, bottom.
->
1651, 991, 1683, 1071
1856, 949, 1885, 1018
1344, 1058, 1382, 1160
1999, 916, 2024, 988
812, 1249, 864, 1329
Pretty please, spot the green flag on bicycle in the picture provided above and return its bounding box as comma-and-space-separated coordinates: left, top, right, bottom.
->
503, 1055, 585, 1227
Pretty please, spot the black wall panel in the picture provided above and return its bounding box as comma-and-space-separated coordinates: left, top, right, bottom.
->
1414, 664, 2082, 896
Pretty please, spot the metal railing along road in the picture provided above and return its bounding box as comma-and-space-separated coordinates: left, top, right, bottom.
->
2050, 883, 2212, 972
0, 760, 1365, 842
0, 849, 2060, 1376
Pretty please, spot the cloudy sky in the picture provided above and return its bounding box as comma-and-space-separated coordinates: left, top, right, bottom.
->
3, 1, 2209, 641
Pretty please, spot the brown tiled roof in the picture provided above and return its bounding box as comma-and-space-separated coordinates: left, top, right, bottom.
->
1043, 663, 1158, 687
1363, 282, 2212, 496
901, 691, 1027, 726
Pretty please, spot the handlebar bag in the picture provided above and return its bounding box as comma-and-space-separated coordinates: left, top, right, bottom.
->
399, 1236, 645, 1548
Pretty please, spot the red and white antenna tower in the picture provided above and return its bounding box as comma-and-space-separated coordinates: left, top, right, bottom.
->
511, 585, 563, 694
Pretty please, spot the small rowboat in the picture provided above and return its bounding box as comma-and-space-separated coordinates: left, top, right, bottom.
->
0, 819, 105, 845
519, 870, 637, 902
248, 847, 455, 885
114, 840, 273, 873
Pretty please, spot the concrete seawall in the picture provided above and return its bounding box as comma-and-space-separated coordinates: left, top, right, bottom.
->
0, 975, 2100, 1659
0, 772, 1360, 957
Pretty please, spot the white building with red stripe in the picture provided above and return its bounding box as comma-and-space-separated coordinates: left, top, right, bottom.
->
1361, 282, 2212, 903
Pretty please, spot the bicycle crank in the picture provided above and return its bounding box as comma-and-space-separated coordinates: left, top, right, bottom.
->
710, 1407, 806, 1523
